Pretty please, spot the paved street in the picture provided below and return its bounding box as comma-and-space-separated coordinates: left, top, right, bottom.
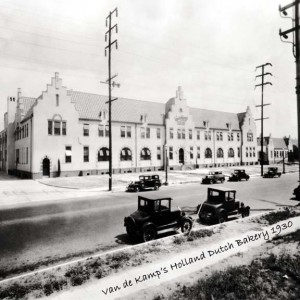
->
0, 171, 299, 279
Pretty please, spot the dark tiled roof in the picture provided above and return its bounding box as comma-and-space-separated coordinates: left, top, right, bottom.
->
190, 108, 241, 130
22, 97, 36, 115
70, 91, 165, 124
20, 90, 245, 129
273, 138, 288, 149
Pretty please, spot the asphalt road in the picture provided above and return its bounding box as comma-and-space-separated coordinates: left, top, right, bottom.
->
0, 173, 299, 277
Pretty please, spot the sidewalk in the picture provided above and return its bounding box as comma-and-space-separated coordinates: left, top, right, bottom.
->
0, 163, 298, 208
38, 163, 298, 190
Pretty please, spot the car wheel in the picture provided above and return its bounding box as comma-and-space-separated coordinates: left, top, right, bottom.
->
141, 225, 157, 242
278, 174, 281, 178
154, 185, 158, 191
135, 187, 140, 192
218, 212, 227, 224
181, 219, 193, 234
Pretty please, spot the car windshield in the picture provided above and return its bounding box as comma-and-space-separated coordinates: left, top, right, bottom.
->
234, 170, 239, 174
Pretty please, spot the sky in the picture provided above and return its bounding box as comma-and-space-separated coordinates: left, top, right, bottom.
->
0, 0, 297, 138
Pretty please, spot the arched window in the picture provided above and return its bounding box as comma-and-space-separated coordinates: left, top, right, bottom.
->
228, 148, 234, 158
98, 147, 110, 161
140, 147, 151, 160
217, 148, 224, 158
120, 147, 132, 161
205, 148, 212, 158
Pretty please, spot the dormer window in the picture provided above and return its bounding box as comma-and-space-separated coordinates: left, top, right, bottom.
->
99, 110, 108, 122
203, 121, 209, 129
140, 113, 148, 124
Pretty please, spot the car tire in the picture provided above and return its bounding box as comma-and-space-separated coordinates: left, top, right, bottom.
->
218, 212, 227, 224
181, 219, 193, 234
154, 185, 158, 191
141, 225, 157, 242
135, 187, 140, 192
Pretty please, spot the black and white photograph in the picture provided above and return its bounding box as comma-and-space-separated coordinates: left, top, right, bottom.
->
0, 0, 300, 299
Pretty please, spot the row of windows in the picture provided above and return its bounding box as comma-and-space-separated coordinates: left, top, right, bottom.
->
63, 146, 259, 163
48, 120, 67, 136
15, 124, 29, 140
81, 124, 254, 144
245, 147, 256, 158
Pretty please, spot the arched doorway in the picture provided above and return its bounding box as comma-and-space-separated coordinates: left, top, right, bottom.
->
179, 148, 184, 164
42, 157, 50, 177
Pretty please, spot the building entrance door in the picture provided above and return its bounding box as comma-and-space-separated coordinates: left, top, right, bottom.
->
42, 157, 50, 177
179, 148, 184, 164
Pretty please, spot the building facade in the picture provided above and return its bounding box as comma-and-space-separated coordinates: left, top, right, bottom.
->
0, 73, 258, 179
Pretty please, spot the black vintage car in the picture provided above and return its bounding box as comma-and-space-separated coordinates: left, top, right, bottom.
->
228, 169, 250, 181
263, 167, 282, 178
126, 175, 162, 192
198, 187, 250, 224
202, 171, 225, 184
124, 196, 193, 242
293, 185, 300, 200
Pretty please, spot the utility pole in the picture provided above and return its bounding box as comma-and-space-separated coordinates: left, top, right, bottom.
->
104, 8, 119, 191
255, 63, 272, 177
279, 1, 300, 192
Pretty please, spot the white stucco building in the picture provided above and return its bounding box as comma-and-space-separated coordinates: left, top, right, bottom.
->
0, 73, 258, 179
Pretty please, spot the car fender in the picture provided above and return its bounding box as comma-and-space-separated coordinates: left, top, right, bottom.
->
141, 222, 156, 231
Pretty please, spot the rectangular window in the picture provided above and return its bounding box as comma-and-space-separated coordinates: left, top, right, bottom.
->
197, 130, 200, 140
189, 129, 192, 140
169, 128, 173, 139
246, 147, 248, 157
190, 146, 193, 159
121, 126, 126, 138
157, 128, 161, 139
220, 132, 223, 141
253, 147, 256, 157
141, 127, 145, 139
48, 120, 53, 135
105, 125, 109, 137
177, 129, 181, 139
127, 126, 131, 138
146, 127, 150, 139
54, 121, 61, 135
83, 146, 89, 162
16, 149, 19, 164
65, 146, 72, 163
205, 131, 211, 141
26, 147, 28, 164
62, 122, 66, 135
56, 94, 59, 106
169, 146, 173, 160
99, 125, 104, 137
238, 147, 240, 158
197, 146, 200, 159
83, 124, 89, 136
157, 146, 161, 160
237, 133, 240, 142
182, 129, 185, 139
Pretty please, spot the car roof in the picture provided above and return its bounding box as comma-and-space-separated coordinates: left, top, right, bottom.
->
208, 187, 236, 192
138, 196, 172, 202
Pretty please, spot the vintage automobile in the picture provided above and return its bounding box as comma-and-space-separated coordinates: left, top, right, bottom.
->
293, 186, 300, 200
198, 187, 250, 224
126, 175, 162, 192
228, 169, 250, 181
124, 196, 193, 242
263, 167, 282, 178
202, 171, 225, 184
